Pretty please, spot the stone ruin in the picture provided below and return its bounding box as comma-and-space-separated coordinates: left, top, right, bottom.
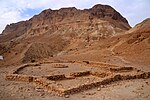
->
5, 62, 150, 97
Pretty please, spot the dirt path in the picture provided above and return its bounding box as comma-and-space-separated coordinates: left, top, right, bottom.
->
109, 40, 131, 66
20, 43, 32, 59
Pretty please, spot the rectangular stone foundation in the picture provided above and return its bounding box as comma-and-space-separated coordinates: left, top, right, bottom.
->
34, 72, 150, 96
5, 69, 150, 97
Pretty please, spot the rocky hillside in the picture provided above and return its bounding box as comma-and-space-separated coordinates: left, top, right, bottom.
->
53, 18, 150, 72
0, 4, 130, 42
0, 4, 132, 65
113, 18, 150, 69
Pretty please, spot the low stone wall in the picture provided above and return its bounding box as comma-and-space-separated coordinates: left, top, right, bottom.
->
90, 72, 109, 78
33, 78, 65, 96
44, 74, 66, 81
33, 78, 54, 87
110, 67, 134, 72
82, 61, 122, 68
63, 81, 102, 95
5, 74, 33, 82
101, 72, 150, 85
70, 71, 90, 77
52, 64, 68, 68
13, 63, 41, 74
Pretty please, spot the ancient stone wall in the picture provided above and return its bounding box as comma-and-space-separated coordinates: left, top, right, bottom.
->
5, 74, 33, 82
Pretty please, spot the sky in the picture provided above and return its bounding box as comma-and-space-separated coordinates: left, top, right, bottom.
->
0, 0, 150, 33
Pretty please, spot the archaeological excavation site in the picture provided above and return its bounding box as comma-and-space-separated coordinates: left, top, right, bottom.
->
5, 61, 150, 98
0, 3, 150, 100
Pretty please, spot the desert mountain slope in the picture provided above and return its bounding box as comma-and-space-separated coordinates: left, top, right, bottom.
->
61, 18, 150, 70
1, 4, 130, 41
127, 18, 150, 33
1, 5, 150, 70
0, 4, 131, 65
113, 18, 150, 70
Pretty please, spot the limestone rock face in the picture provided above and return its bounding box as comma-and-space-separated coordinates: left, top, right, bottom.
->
0, 4, 132, 64
0, 4, 130, 43
90, 4, 128, 23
